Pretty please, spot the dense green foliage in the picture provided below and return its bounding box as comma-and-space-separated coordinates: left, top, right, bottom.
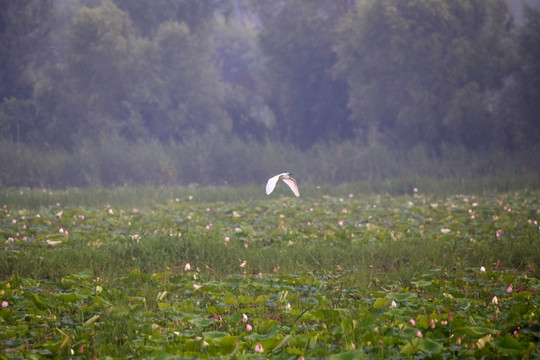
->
0, 187, 539, 357
254, 0, 353, 149
0, 0, 539, 181
1, 133, 539, 188
334, 0, 512, 151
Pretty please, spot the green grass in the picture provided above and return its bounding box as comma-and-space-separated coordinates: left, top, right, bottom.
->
2, 174, 539, 209
0, 186, 539, 358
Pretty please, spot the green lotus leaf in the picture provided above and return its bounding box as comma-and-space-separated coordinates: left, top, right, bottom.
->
188, 316, 216, 328
373, 297, 390, 309
420, 338, 443, 354
490, 335, 524, 354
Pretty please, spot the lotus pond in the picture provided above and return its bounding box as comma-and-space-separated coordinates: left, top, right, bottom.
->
0, 187, 539, 358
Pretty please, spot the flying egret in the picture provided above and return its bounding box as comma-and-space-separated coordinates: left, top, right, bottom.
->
266, 173, 300, 197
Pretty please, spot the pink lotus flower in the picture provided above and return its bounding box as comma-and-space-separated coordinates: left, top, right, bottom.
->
416, 330, 423, 338
506, 284, 513, 293
409, 318, 416, 326
1, 301, 8, 308
254, 343, 264, 353
246, 324, 252, 331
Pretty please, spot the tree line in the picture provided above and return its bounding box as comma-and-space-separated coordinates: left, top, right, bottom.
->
1, 0, 539, 154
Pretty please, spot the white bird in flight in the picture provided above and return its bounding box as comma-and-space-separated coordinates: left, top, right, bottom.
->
266, 173, 300, 197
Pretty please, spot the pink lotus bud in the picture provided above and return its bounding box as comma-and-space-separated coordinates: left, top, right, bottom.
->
254, 343, 264, 353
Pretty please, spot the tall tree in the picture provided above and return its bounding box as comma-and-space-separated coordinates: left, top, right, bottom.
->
213, 16, 273, 141
334, 0, 513, 151
0, 0, 53, 142
0, 0, 53, 100
33, 0, 148, 148
499, 4, 540, 149
144, 20, 230, 141
254, 0, 353, 149
33, 0, 230, 148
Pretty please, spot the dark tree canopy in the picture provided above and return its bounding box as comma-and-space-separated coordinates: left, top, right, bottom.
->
0, 0, 53, 100
334, 0, 513, 151
255, 0, 353, 149
0, 0, 538, 153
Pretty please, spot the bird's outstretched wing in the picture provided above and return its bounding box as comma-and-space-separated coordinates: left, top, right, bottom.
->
266, 174, 282, 195
282, 177, 300, 197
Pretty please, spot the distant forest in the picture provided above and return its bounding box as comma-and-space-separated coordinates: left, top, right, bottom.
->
1, 0, 539, 187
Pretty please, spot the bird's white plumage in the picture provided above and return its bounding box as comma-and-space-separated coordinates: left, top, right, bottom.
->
266, 173, 300, 197
265, 174, 282, 195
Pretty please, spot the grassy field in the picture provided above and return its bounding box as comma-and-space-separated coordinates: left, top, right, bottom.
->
0, 182, 539, 358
